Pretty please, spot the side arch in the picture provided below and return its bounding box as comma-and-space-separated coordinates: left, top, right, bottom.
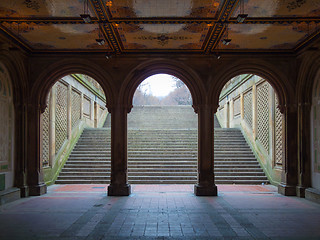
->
296, 52, 320, 105
31, 58, 116, 112
119, 59, 206, 111
208, 60, 293, 112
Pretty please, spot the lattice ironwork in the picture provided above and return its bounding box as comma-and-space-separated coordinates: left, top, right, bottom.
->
71, 89, 81, 129
243, 90, 253, 128
257, 82, 270, 153
275, 94, 283, 165
55, 82, 68, 153
83, 96, 91, 118
233, 96, 241, 117
42, 93, 50, 167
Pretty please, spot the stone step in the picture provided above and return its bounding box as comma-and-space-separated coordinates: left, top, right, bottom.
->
61, 168, 109, 172
214, 179, 268, 184
63, 163, 110, 168
128, 172, 196, 176
128, 168, 197, 172
215, 175, 268, 180
214, 172, 266, 176
214, 161, 260, 165
57, 106, 269, 185
55, 180, 110, 184
59, 172, 110, 176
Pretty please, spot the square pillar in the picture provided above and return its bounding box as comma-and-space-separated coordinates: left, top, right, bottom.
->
194, 105, 217, 196
278, 104, 298, 196
26, 103, 47, 196
296, 103, 311, 197
107, 105, 131, 196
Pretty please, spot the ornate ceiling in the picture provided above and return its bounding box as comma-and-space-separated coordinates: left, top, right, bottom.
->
0, 0, 319, 53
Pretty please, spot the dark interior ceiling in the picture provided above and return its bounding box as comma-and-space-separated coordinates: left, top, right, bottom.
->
0, 0, 320, 54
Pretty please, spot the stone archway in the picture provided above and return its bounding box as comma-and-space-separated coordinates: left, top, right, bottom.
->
25, 59, 116, 196
106, 59, 218, 196
208, 60, 298, 196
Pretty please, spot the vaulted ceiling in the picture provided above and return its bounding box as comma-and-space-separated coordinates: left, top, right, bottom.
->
0, 0, 319, 54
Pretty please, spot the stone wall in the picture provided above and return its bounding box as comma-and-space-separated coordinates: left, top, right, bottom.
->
216, 74, 284, 185
42, 75, 108, 185
311, 72, 320, 191
0, 63, 14, 191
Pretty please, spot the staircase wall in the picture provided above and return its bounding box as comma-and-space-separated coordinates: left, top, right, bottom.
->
216, 74, 284, 185
42, 75, 108, 185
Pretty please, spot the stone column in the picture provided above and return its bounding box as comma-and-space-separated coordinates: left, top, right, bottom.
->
194, 104, 218, 196
80, 93, 84, 119
67, 84, 72, 139
296, 102, 311, 197
278, 104, 298, 196
240, 93, 244, 119
14, 102, 28, 197
26, 103, 47, 196
90, 99, 94, 122
107, 105, 131, 196
94, 102, 98, 128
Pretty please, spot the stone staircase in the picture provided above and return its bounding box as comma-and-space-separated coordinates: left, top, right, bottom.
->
56, 105, 269, 184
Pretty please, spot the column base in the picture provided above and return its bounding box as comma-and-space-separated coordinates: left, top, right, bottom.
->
296, 186, 306, 198
278, 184, 296, 196
108, 184, 131, 196
194, 184, 218, 196
28, 183, 47, 196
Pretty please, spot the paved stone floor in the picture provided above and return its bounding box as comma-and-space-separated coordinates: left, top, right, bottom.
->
0, 184, 320, 240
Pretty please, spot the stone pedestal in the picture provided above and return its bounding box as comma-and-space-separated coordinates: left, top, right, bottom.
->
278, 105, 298, 196
108, 184, 131, 196
194, 184, 217, 196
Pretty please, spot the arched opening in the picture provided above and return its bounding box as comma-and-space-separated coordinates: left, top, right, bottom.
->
0, 62, 15, 192
310, 69, 320, 191
127, 73, 197, 186
41, 73, 110, 186
215, 74, 284, 185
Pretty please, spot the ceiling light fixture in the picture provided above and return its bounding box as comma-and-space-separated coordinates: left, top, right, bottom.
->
105, 52, 113, 59
237, 0, 248, 23
80, 0, 91, 23
96, 26, 105, 45
222, 24, 231, 45
96, 39, 105, 45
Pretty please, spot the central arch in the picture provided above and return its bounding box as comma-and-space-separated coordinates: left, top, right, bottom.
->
120, 59, 206, 110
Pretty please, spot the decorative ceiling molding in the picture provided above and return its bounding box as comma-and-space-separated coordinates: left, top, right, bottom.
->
204, 0, 238, 53
0, 0, 319, 54
90, 0, 121, 53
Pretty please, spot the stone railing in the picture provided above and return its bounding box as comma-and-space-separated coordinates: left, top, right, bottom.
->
216, 74, 284, 184
41, 75, 108, 185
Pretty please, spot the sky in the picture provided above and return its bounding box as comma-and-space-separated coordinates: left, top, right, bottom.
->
139, 74, 177, 97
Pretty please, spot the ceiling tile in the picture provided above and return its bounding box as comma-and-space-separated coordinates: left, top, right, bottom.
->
232, 0, 320, 18
1, 23, 110, 50
116, 22, 210, 50
0, 0, 93, 18
105, 0, 222, 18
219, 22, 319, 50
